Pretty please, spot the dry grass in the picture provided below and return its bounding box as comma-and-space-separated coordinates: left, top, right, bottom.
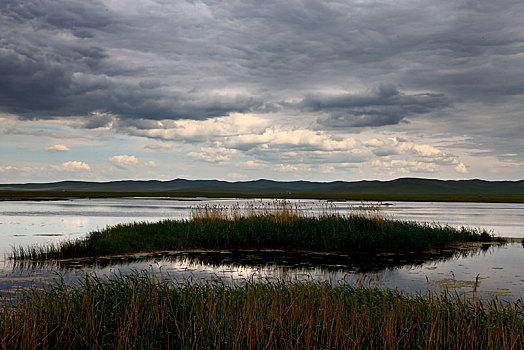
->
189, 200, 384, 220
0, 273, 522, 349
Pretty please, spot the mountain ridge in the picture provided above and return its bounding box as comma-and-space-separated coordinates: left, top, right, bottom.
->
1, 177, 523, 195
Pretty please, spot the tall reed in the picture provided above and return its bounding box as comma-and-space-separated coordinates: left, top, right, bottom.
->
1, 274, 521, 349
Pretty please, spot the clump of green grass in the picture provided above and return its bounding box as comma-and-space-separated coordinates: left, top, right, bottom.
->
1, 273, 522, 349
11, 201, 501, 261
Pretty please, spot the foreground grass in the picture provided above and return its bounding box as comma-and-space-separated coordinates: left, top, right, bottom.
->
11, 202, 497, 260
1, 274, 522, 349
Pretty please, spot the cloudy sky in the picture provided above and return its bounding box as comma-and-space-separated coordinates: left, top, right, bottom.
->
1, 0, 523, 183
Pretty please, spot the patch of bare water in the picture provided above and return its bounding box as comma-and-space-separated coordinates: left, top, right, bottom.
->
1, 242, 522, 303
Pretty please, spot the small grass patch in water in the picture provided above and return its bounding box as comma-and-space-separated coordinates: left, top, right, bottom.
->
11, 201, 503, 261
0, 273, 522, 349
483, 290, 512, 297
428, 278, 477, 289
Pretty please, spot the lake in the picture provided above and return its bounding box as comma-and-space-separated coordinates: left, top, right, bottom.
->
0, 198, 522, 302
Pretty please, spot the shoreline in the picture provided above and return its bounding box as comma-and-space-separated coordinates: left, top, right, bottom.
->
10, 239, 521, 263
1, 191, 524, 203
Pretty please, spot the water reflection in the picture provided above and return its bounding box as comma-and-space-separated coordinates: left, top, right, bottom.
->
7, 243, 494, 273
2, 242, 523, 303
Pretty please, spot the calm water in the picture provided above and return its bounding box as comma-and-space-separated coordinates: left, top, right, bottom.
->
1, 243, 523, 302
0, 198, 522, 302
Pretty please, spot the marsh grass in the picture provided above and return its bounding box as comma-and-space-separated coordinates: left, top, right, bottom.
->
0, 273, 522, 349
11, 200, 499, 261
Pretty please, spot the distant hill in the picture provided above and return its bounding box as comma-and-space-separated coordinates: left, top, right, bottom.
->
0, 178, 523, 195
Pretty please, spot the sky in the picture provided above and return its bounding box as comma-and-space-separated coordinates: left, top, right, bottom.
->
1, 0, 523, 183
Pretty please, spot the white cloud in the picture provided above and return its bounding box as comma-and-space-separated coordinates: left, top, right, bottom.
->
237, 160, 265, 169
455, 162, 468, 173
118, 114, 270, 143
187, 147, 237, 163
318, 165, 335, 174
371, 159, 440, 173
145, 160, 157, 168
51, 161, 91, 172
228, 172, 248, 180
0, 165, 18, 172
273, 164, 310, 173
20, 166, 44, 173
108, 155, 139, 169
225, 128, 358, 151
367, 137, 441, 157
45, 144, 70, 152
366, 137, 462, 167
405, 144, 441, 157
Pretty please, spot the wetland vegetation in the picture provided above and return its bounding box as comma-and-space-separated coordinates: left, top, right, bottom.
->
11, 201, 500, 261
5, 200, 520, 349
1, 273, 522, 349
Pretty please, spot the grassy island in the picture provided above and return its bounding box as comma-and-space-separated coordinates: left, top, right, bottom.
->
12, 201, 500, 261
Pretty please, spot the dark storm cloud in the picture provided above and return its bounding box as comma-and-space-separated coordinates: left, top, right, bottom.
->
0, 41, 260, 120
82, 113, 113, 129
0, 0, 523, 143
0, 0, 264, 120
297, 84, 451, 127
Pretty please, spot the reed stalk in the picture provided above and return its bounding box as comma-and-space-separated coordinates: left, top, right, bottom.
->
1, 274, 521, 349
